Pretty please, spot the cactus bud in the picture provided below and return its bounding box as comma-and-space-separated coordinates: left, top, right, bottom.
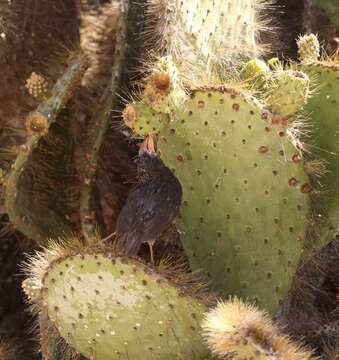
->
25, 72, 49, 99
267, 70, 310, 119
297, 34, 320, 64
240, 59, 270, 90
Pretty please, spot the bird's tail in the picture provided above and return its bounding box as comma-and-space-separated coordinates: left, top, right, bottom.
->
115, 234, 142, 257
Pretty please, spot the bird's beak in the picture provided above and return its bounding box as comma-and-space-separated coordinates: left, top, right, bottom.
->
139, 134, 157, 155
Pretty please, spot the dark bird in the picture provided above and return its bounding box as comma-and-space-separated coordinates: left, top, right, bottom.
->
115, 134, 182, 263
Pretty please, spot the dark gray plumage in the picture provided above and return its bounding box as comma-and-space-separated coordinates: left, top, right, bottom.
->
115, 136, 182, 262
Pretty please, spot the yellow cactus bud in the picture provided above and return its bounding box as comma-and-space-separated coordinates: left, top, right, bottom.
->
25, 72, 48, 99
297, 34, 320, 64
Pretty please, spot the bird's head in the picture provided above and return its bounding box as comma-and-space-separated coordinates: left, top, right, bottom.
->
138, 135, 164, 179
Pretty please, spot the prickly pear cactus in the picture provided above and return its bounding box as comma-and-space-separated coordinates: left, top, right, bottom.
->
298, 34, 339, 250
146, 0, 270, 79
267, 69, 310, 119
202, 298, 316, 359
4, 55, 88, 244
124, 63, 312, 313
80, 6, 126, 241
2, 0, 337, 358
25, 246, 209, 360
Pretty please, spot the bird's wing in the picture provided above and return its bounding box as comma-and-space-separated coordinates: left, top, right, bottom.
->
115, 176, 182, 255
115, 184, 156, 255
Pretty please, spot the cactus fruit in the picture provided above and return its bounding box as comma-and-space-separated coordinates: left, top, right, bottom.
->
24, 242, 210, 360
202, 298, 316, 359
4, 54, 88, 244
240, 60, 311, 119
124, 65, 312, 313
25, 55, 89, 136
297, 34, 339, 250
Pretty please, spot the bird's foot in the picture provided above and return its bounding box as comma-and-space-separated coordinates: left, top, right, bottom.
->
147, 240, 155, 265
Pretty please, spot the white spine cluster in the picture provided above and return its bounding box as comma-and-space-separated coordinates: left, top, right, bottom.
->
202, 298, 316, 360
297, 34, 320, 64
147, 0, 272, 79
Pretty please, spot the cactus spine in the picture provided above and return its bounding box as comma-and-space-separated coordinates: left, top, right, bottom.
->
297, 34, 321, 64
202, 298, 316, 359
0, 339, 22, 360
146, 0, 271, 80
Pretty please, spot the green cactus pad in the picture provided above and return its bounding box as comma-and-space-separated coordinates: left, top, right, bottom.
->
146, 0, 269, 78
4, 55, 88, 244
123, 102, 169, 134
173, 0, 261, 62
125, 85, 311, 313
267, 70, 310, 119
42, 254, 208, 360
302, 62, 339, 248
4, 113, 76, 244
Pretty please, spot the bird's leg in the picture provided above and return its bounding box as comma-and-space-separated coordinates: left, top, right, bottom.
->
101, 231, 116, 242
147, 240, 156, 265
